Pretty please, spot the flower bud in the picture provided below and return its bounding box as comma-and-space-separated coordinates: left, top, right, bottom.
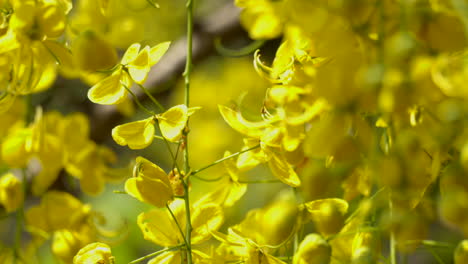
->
168, 169, 185, 196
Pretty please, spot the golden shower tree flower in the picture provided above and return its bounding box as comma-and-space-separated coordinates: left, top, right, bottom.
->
52, 229, 94, 264
87, 41, 170, 105
112, 104, 200, 149
138, 200, 224, 263
25, 191, 92, 233
125, 156, 174, 208
73, 242, 115, 264
293, 234, 331, 264
212, 193, 298, 264
196, 151, 247, 207
112, 117, 155, 149
304, 198, 348, 237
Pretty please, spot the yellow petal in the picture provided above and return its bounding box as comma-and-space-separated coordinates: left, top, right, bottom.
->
287, 98, 329, 125
112, 118, 155, 149
293, 234, 331, 264
53, 230, 84, 264
218, 105, 267, 138
149, 41, 171, 65
0, 30, 20, 54
158, 105, 189, 142
305, 198, 348, 237
137, 209, 182, 247
72, 31, 119, 73
268, 152, 300, 187
125, 177, 172, 207
80, 170, 106, 196
125, 157, 173, 207
73, 242, 114, 264
128, 46, 150, 84
87, 70, 129, 105
0, 93, 16, 114
38, 4, 66, 38
25, 191, 90, 233
191, 203, 224, 244
148, 252, 179, 264
121, 43, 141, 65
1, 128, 31, 168
42, 40, 73, 69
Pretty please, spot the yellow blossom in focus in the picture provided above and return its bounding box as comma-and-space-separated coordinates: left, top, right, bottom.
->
125, 156, 174, 207
73, 242, 115, 264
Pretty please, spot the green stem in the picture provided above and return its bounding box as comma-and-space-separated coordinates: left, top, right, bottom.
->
237, 179, 281, 184
14, 169, 27, 263
137, 83, 165, 112
123, 84, 155, 115
191, 174, 224, 182
214, 38, 266, 57
182, 0, 194, 263
129, 245, 184, 264
191, 144, 260, 175
166, 204, 188, 246
425, 245, 446, 264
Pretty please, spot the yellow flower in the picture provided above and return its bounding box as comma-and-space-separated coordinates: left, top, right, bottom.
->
293, 234, 331, 264
235, 0, 285, 39
87, 42, 170, 105
121, 42, 170, 84
87, 68, 132, 105
138, 200, 223, 263
52, 229, 93, 264
111, 105, 200, 149
0, 172, 23, 212
197, 151, 247, 207
71, 30, 118, 73
305, 198, 348, 237
157, 104, 200, 142
112, 117, 155, 149
25, 191, 91, 233
351, 231, 381, 264
125, 156, 174, 207
73, 242, 115, 264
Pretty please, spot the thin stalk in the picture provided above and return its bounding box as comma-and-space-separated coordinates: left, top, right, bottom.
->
237, 179, 281, 184
165, 204, 188, 246
182, 0, 194, 263
425, 245, 446, 264
137, 83, 165, 112
123, 84, 155, 115
14, 169, 27, 263
191, 174, 224, 182
389, 197, 397, 264
128, 245, 184, 264
191, 144, 260, 175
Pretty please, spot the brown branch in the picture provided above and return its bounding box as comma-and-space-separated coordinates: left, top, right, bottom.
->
89, 3, 242, 142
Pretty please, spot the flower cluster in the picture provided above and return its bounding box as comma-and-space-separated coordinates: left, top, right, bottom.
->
1, 0, 468, 264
